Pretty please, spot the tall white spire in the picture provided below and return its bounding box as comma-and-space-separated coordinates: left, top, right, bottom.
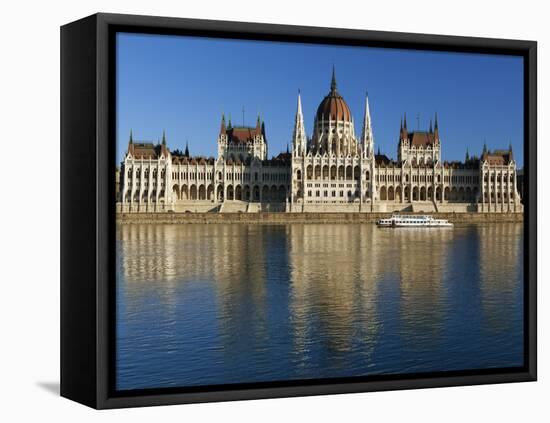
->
292, 91, 307, 157
361, 92, 374, 158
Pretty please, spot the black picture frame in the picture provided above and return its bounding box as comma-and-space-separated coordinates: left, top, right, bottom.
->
60, 12, 537, 409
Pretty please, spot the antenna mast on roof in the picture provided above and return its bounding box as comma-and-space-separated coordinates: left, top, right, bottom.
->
242, 106, 245, 127
416, 113, 420, 130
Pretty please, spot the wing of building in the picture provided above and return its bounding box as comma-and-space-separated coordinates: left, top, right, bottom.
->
118, 69, 522, 214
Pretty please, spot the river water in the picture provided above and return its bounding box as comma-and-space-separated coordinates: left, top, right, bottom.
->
116, 223, 524, 391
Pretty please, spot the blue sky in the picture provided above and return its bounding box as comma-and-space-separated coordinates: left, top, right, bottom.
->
116, 33, 524, 167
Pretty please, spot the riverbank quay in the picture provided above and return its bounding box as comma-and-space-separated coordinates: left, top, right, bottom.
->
116, 212, 523, 225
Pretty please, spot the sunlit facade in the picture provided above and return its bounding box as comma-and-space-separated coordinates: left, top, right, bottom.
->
117, 69, 522, 213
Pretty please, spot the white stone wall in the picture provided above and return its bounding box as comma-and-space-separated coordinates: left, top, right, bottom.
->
217, 134, 267, 162
119, 151, 521, 214
375, 164, 479, 204
480, 161, 522, 212
290, 155, 373, 210
120, 155, 170, 212
399, 141, 441, 165
121, 154, 289, 206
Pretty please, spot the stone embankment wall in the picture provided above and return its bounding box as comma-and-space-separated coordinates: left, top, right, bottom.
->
117, 212, 523, 225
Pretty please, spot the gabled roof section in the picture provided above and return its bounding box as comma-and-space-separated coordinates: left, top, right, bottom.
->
408, 131, 437, 147
226, 126, 263, 144
129, 142, 162, 159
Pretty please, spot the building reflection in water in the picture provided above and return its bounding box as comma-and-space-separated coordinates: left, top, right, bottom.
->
478, 223, 524, 360
116, 222, 524, 390
287, 224, 382, 377
395, 229, 450, 357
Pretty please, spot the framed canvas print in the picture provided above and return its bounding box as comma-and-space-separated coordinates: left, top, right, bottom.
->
60, 13, 537, 409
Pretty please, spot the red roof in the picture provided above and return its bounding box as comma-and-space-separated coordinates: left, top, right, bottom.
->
316, 93, 352, 122
129, 142, 161, 159
483, 150, 512, 165
227, 126, 262, 144
408, 131, 437, 147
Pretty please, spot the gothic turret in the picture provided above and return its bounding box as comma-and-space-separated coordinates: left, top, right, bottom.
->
160, 129, 168, 156
220, 113, 227, 135
433, 113, 439, 142
361, 92, 374, 158
400, 113, 409, 140
127, 129, 135, 155
292, 91, 307, 157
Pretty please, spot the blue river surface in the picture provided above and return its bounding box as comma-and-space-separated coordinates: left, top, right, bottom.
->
116, 223, 524, 391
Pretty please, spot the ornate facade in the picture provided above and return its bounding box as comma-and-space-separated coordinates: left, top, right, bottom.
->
118, 69, 522, 213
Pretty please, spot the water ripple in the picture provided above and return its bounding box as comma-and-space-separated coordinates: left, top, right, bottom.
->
116, 223, 524, 390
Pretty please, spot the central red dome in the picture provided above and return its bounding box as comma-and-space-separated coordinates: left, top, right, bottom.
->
315, 68, 352, 122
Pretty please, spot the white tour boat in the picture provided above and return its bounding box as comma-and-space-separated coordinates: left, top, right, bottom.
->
376, 214, 453, 228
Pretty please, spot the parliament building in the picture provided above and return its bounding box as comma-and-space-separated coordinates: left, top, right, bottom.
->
117, 69, 522, 214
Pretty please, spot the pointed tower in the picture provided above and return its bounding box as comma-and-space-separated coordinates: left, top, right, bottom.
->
292, 90, 307, 157
433, 113, 439, 142
220, 113, 227, 135
217, 113, 229, 160
398, 113, 410, 163
481, 140, 488, 163
401, 113, 408, 139
361, 92, 374, 158
330, 65, 337, 93
184, 141, 190, 158
160, 129, 168, 156
127, 129, 135, 155
255, 113, 267, 160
